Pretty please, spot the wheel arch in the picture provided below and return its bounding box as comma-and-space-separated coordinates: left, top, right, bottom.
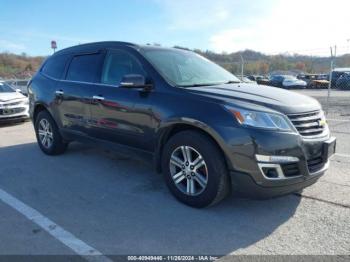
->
154, 119, 233, 173
32, 102, 59, 128
33, 103, 49, 123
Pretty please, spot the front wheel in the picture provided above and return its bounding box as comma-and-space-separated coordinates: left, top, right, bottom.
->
35, 110, 68, 155
162, 130, 230, 208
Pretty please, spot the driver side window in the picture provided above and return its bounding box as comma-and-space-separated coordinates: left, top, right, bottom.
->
101, 50, 146, 86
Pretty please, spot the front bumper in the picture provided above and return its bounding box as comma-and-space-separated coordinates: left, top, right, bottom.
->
217, 126, 336, 198
0, 105, 29, 123
230, 167, 325, 198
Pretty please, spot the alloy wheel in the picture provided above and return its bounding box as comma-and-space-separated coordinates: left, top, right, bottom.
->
38, 119, 54, 149
169, 146, 208, 196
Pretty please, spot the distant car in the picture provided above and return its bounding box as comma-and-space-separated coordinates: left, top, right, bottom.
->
336, 73, 350, 89
240, 76, 257, 84
318, 74, 329, 80
331, 68, 350, 87
297, 74, 329, 89
269, 75, 307, 89
297, 74, 316, 85
247, 75, 257, 81
247, 75, 269, 85
0, 81, 29, 123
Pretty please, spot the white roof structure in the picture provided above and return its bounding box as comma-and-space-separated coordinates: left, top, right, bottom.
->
333, 68, 350, 72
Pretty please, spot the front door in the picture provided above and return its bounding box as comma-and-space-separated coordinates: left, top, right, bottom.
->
87, 48, 154, 149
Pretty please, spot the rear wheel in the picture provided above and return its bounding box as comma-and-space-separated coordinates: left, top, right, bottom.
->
35, 110, 68, 155
162, 130, 230, 208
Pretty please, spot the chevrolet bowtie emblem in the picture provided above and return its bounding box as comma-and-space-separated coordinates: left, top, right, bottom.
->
318, 119, 326, 127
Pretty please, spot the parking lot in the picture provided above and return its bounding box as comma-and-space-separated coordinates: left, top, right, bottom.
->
0, 90, 349, 260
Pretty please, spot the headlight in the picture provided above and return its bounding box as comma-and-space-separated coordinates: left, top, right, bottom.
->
20, 99, 29, 105
225, 106, 294, 131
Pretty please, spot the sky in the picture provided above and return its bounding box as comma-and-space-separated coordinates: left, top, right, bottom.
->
0, 0, 349, 56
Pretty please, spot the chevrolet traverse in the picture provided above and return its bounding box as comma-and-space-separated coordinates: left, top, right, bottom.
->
28, 42, 336, 207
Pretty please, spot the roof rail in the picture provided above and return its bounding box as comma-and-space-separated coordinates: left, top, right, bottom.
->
54, 41, 138, 55
75, 41, 137, 47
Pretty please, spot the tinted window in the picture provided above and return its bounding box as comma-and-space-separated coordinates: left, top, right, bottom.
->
102, 50, 146, 85
41, 55, 69, 79
66, 53, 103, 83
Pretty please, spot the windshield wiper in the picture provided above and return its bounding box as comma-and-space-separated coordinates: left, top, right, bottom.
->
223, 80, 241, 84
177, 80, 241, 88
177, 83, 221, 88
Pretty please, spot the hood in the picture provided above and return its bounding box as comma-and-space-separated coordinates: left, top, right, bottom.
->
0, 92, 26, 102
186, 83, 321, 114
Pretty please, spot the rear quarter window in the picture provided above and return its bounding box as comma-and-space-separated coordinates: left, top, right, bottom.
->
41, 55, 69, 79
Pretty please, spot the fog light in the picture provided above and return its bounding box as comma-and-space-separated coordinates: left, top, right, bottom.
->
262, 167, 279, 178
257, 163, 285, 179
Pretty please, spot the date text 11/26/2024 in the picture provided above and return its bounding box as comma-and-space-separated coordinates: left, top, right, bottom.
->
127, 256, 219, 261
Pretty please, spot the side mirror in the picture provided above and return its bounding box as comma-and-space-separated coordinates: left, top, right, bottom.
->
120, 74, 147, 88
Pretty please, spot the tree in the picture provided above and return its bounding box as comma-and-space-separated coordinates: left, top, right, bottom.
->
258, 62, 269, 74
25, 63, 33, 71
295, 62, 306, 71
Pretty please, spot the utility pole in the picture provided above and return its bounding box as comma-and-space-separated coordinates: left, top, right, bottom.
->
326, 45, 336, 115
239, 54, 244, 80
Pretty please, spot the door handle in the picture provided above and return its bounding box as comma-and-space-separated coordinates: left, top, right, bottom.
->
55, 90, 64, 96
92, 95, 105, 101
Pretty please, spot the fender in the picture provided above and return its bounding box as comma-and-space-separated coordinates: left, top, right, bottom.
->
153, 117, 234, 173
31, 101, 52, 122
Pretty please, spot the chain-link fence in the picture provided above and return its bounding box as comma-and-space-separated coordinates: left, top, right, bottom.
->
204, 44, 350, 119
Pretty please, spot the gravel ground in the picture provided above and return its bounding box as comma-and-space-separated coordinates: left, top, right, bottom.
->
0, 89, 349, 260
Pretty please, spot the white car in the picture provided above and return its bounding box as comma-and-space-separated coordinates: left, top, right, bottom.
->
282, 75, 307, 89
0, 81, 29, 123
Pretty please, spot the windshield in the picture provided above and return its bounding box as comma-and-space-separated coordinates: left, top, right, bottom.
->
0, 82, 15, 93
142, 49, 240, 87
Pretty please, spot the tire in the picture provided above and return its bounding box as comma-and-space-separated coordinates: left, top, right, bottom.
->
34, 110, 68, 155
161, 130, 230, 208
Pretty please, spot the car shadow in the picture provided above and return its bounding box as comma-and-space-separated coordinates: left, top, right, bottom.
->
0, 120, 29, 128
0, 142, 301, 256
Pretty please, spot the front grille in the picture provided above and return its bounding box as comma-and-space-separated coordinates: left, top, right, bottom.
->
0, 107, 25, 115
288, 110, 325, 136
307, 157, 325, 173
281, 163, 300, 177
0, 101, 22, 107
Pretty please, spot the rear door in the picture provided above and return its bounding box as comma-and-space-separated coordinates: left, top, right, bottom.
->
55, 51, 105, 134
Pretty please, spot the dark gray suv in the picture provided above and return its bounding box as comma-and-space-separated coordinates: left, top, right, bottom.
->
28, 42, 336, 207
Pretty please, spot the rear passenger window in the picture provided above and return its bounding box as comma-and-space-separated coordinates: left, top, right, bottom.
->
66, 53, 103, 83
102, 50, 146, 85
41, 55, 69, 79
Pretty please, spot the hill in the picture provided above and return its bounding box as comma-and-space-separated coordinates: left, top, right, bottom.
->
195, 49, 350, 75
0, 53, 45, 79
1, 48, 350, 79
